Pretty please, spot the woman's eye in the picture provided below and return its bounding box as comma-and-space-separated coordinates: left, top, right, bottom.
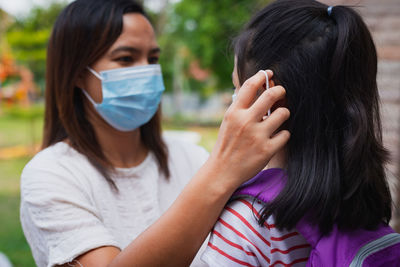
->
148, 57, 159, 64
116, 56, 134, 63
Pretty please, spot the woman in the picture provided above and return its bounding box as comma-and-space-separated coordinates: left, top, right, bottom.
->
20, 0, 290, 266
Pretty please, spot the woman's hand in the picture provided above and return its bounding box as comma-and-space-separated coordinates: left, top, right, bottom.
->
208, 70, 290, 191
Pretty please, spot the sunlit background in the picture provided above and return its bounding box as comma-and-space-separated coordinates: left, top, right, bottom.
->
0, 0, 399, 266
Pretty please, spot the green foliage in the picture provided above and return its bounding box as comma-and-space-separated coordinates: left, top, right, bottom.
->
158, 0, 270, 95
8, 2, 66, 31
2, 104, 44, 120
6, 29, 50, 53
4, 0, 270, 97
6, 2, 67, 90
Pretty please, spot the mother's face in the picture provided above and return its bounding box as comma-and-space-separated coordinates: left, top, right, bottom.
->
79, 13, 160, 103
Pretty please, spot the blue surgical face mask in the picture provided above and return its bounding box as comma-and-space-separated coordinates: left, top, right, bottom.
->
82, 64, 165, 132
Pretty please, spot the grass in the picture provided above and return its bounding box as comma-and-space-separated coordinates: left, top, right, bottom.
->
0, 104, 220, 266
0, 157, 31, 195
0, 158, 35, 267
0, 116, 43, 149
0, 105, 44, 266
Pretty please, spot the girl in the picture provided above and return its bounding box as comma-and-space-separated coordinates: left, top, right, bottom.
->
202, 0, 397, 266
19, 0, 291, 266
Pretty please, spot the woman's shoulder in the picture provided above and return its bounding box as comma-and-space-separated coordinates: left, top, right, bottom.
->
32, 141, 83, 160
21, 142, 92, 190
20, 143, 119, 267
23, 142, 84, 172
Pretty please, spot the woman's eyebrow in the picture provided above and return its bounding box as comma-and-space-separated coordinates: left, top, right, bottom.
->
110, 46, 140, 56
149, 47, 161, 54
110, 46, 161, 56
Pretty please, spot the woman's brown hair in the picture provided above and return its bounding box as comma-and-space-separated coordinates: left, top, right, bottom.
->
43, 0, 170, 190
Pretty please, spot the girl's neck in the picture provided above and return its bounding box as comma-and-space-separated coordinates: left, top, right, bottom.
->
266, 147, 287, 170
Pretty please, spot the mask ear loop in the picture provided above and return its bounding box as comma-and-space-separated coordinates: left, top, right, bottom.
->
263, 71, 271, 116
87, 66, 104, 81
80, 88, 99, 106
260, 70, 271, 120
81, 67, 103, 105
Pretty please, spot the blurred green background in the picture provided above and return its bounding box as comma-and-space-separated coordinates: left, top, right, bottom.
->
0, 0, 268, 265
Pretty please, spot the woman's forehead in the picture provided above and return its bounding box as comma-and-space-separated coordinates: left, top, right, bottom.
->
109, 13, 158, 52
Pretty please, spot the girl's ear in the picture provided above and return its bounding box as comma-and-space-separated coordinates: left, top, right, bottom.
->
270, 79, 275, 88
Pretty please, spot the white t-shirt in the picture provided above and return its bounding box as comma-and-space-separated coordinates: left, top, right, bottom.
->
20, 137, 209, 267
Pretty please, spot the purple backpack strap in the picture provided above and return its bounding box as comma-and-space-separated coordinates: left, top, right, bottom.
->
233, 169, 400, 267
299, 222, 400, 267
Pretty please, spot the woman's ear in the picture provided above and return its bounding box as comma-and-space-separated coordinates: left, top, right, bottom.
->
75, 70, 87, 90
76, 79, 84, 90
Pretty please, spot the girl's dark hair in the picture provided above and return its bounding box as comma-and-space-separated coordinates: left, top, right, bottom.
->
43, 0, 170, 190
235, 0, 392, 234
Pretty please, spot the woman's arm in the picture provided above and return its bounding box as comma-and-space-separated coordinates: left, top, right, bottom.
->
66, 70, 290, 267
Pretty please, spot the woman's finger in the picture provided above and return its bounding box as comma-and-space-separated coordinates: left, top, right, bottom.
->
268, 129, 291, 152
261, 107, 290, 137
235, 70, 273, 109
250, 85, 286, 119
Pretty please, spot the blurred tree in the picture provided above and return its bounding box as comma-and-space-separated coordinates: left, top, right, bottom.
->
157, 0, 269, 97
0, 9, 14, 56
5, 2, 67, 91
4, 0, 270, 97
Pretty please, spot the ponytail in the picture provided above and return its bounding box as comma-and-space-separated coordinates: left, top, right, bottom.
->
328, 5, 392, 230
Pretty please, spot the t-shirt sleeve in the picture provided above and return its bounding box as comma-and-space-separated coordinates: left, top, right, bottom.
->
20, 156, 120, 267
201, 198, 311, 267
